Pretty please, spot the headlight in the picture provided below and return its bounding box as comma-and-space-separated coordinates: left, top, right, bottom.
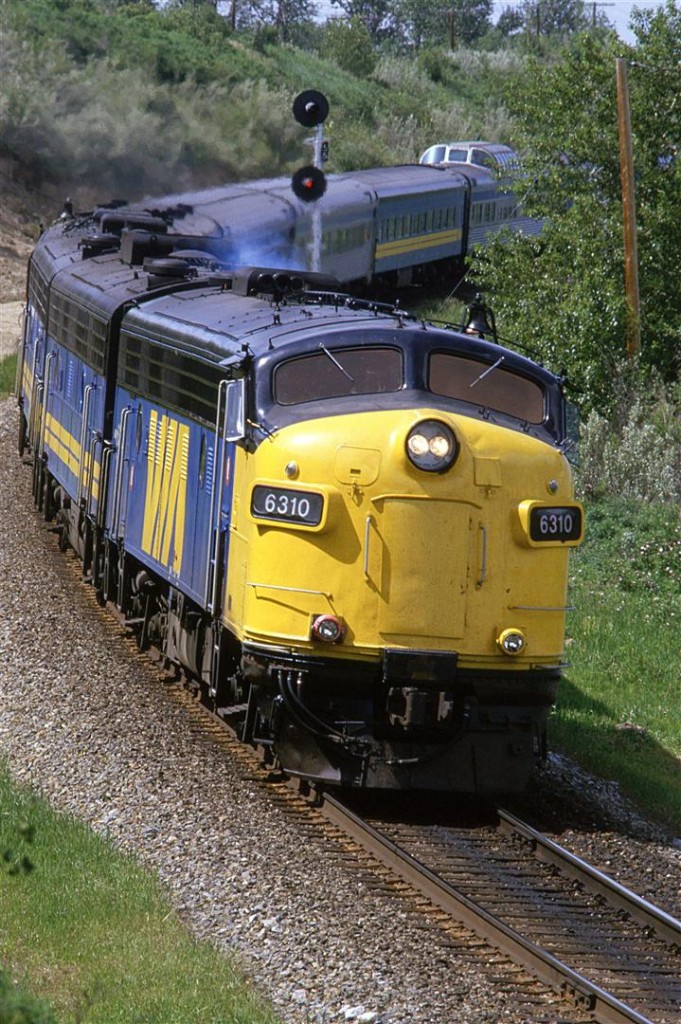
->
406, 420, 458, 472
310, 614, 345, 644
497, 628, 527, 656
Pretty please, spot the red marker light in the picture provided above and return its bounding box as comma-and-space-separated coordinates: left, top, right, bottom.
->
292, 165, 327, 202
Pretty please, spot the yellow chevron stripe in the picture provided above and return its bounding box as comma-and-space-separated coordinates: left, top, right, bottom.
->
44, 412, 101, 501
142, 410, 188, 575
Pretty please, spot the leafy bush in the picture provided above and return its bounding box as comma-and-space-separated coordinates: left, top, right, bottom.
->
577, 371, 681, 503
318, 18, 377, 77
0, 973, 56, 1024
472, 21, 681, 406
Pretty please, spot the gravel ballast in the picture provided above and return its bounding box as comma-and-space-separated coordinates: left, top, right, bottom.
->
0, 396, 679, 1024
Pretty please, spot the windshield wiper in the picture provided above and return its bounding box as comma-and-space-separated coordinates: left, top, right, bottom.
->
469, 355, 504, 389
319, 342, 354, 382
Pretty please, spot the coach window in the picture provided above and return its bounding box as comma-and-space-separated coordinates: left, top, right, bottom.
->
429, 353, 545, 423
422, 145, 447, 164
274, 347, 403, 405
472, 149, 495, 169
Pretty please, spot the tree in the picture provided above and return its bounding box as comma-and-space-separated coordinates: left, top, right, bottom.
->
517, 0, 591, 36
231, 0, 318, 38
329, 1, 396, 43
395, 0, 493, 47
319, 17, 377, 75
496, 4, 524, 36
470, 6, 681, 412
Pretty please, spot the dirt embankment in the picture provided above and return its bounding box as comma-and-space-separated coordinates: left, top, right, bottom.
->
0, 157, 61, 357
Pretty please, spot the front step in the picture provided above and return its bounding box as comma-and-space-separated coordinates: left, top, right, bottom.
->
217, 704, 249, 719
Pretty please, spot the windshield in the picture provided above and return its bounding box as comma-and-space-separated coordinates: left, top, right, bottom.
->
273, 346, 403, 405
429, 352, 545, 423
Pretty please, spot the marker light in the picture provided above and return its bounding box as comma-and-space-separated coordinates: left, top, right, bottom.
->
497, 628, 527, 656
310, 614, 345, 644
406, 420, 458, 472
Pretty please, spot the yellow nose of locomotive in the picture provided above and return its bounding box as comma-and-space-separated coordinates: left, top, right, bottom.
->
222, 406, 582, 671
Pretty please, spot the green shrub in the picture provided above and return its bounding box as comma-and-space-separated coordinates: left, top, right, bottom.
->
577, 372, 681, 503
0, 972, 56, 1024
318, 18, 377, 78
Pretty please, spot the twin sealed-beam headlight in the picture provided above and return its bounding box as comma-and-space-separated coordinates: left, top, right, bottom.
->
406, 420, 458, 472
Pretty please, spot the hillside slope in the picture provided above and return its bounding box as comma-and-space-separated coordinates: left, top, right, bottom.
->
0, 158, 44, 304
0, 158, 46, 358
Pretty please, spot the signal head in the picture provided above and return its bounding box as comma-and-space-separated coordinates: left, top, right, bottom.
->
291, 165, 327, 202
293, 89, 329, 127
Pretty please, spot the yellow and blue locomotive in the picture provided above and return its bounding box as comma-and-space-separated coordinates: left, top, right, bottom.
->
18, 196, 581, 793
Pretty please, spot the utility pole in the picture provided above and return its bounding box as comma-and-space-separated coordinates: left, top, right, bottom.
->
616, 58, 641, 360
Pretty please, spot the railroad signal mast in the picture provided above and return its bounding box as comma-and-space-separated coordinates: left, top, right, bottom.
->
292, 90, 329, 271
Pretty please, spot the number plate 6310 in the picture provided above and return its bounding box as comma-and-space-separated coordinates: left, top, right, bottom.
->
517, 500, 584, 546
251, 484, 325, 528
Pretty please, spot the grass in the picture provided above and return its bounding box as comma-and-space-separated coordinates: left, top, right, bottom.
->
0, 767, 280, 1024
0, 354, 17, 399
556, 497, 681, 831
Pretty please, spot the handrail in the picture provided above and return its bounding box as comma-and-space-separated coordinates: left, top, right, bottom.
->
205, 379, 230, 613
38, 350, 55, 459
77, 383, 95, 505
111, 406, 132, 541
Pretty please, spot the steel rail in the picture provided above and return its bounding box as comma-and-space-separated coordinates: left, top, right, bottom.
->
319, 792, 655, 1024
498, 808, 681, 950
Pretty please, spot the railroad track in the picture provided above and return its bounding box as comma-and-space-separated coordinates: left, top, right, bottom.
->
319, 793, 681, 1024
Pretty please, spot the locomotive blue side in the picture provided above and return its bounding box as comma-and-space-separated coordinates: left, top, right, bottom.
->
19, 249, 114, 526
104, 297, 244, 610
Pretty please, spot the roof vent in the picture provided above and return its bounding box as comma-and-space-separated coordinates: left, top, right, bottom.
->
80, 233, 121, 259
98, 212, 169, 236
143, 257, 196, 289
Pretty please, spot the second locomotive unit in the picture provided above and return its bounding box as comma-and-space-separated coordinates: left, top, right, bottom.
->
18, 193, 582, 793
